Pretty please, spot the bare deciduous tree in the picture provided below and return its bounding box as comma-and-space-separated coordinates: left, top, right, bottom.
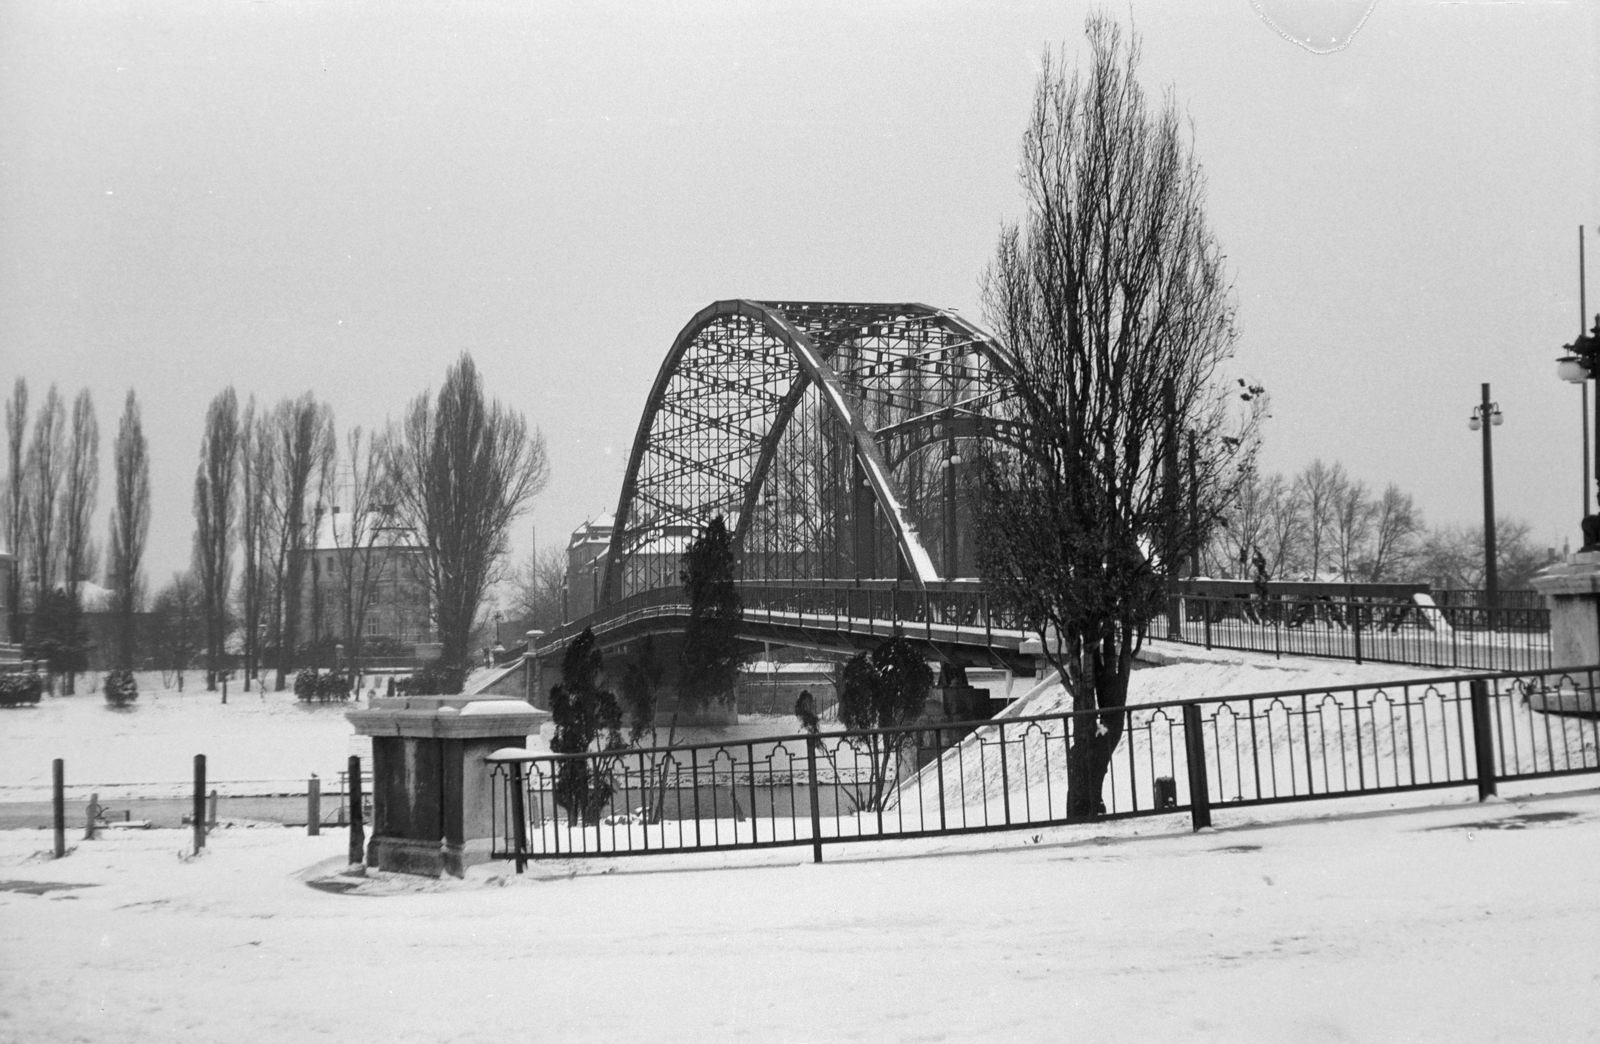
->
109, 390, 151, 670
510, 543, 567, 635
972, 16, 1263, 818
387, 353, 549, 670
1415, 517, 1547, 594
25, 386, 67, 615
4, 379, 28, 643
1328, 470, 1373, 582
1292, 459, 1342, 580
330, 426, 388, 659
193, 388, 241, 690
266, 394, 334, 689
1361, 483, 1423, 583
1208, 467, 1290, 579
57, 389, 98, 693
150, 571, 203, 690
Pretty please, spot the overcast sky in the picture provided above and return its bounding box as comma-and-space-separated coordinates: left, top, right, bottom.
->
2, 0, 1596, 590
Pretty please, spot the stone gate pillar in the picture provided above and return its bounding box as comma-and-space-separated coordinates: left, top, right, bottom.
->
347, 696, 549, 877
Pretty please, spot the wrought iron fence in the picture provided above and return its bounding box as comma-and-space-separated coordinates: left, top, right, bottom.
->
1161, 593, 1550, 672
487, 664, 1600, 867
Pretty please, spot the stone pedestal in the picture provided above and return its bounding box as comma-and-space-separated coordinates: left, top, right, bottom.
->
1529, 554, 1600, 669
346, 696, 549, 877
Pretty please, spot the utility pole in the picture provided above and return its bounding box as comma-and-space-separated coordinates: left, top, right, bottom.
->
1473, 383, 1500, 616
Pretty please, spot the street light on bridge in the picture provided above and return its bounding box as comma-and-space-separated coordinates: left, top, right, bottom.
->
1555, 316, 1600, 547
1556, 225, 1600, 547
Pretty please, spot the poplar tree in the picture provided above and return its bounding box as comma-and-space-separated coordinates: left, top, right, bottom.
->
108, 390, 151, 670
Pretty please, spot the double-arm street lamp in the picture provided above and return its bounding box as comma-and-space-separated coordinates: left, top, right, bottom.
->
1469, 385, 1504, 613
1556, 225, 1599, 546
1555, 315, 1600, 546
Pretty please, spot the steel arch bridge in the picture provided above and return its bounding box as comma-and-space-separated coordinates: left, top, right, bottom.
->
601, 299, 1025, 606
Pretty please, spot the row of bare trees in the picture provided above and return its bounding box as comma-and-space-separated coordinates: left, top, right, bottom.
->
3, 379, 150, 688
5, 354, 547, 690
182, 354, 545, 689
1207, 459, 1551, 591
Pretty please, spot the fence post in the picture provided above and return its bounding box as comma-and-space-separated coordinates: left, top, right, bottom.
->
307, 775, 321, 836
509, 761, 529, 874
52, 759, 65, 858
1351, 598, 1362, 664
208, 789, 218, 829
806, 737, 824, 864
1182, 703, 1212, 831
192, 754, 206, 853
1469, 679, 1498, 801
1203, 598, 1212, 650
85, 791, 99, 841
348, 755, 366, 867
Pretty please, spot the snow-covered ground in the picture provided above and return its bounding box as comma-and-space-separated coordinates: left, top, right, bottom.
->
4, 652, 1600, 1040
3, 782, 1598, 1042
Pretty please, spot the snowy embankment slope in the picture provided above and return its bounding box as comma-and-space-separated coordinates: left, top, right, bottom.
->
3, 785, 1598, 1043
897, 644, 1500, 820
1008, 641, 1449, 719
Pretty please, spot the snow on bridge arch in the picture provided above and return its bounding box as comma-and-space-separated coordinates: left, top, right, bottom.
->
600, 300, 1025, 604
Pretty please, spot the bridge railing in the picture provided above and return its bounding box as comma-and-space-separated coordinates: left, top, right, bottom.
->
534, 579, 1033, 658
1162, 593, 1551, 673
486, 664, 1600, 865
737, 581, 1029, 643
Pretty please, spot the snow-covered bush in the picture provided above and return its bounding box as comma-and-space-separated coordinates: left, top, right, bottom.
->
0, 672, 44, 707
294, 669, 355, 703
104, 670, 139, 707
394, 664, 464, 696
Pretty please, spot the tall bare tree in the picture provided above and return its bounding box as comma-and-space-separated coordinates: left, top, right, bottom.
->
4, 379, 27, 644
1327, 470, 1373, 582
1292, 459, 1342, 580
108, 390, 150, 670
1361, 483, 1423, 582
330, 426, 388, 659
57, 390, 98, 693
192, 388, 241, 690
25, 386, 67, 615
237, 399, 275, 689
266, 393, 334, 689
1415, 517, 1545, 593
1208, 467, 1285, 579
387, 353, 549, 669
510, 543, 567, 634
150, 571, 203, 690
972, 16, 1263, 818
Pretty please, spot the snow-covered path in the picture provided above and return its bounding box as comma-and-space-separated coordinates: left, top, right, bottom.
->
3, 783, 1598, 1042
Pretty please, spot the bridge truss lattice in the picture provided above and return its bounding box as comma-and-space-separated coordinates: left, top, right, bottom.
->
603, 300, 1024, 604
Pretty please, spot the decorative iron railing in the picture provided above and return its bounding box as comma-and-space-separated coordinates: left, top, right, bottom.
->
1161, 593, 1550, 673
487, 665, 1600, 867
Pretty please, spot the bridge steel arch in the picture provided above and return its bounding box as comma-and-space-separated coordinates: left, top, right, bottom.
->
600, 300, 1023, 606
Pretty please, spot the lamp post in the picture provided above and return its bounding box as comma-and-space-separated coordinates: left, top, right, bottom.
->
1556, 315, 1600, 548
1468, 385, 1503, 617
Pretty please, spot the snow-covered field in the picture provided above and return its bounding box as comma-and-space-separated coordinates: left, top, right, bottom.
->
3, 784, 1599, 1042
0, 674, 375, 801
